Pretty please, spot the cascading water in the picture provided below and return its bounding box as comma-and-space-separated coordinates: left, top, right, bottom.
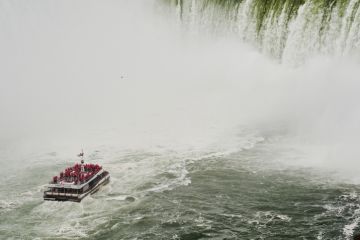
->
163, 0, 360, 63
1, 0, 360, 239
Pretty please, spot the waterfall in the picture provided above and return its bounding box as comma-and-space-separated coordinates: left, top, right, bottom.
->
162, 0, 360, 64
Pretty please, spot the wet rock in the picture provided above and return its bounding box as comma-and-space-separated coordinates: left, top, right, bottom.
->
353, 233, 360, 240
125, 196, 136, 202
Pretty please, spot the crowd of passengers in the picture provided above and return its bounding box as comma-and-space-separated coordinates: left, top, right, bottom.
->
52, 163, 102, 184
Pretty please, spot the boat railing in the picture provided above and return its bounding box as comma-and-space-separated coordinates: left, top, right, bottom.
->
51, 163, 102, 185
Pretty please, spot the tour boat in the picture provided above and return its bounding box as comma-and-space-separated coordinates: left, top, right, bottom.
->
43, 151, 110, 202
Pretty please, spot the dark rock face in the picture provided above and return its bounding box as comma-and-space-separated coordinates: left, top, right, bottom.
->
354, 233, 360, 240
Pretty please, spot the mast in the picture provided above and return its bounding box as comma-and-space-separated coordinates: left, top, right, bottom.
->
78, 149, 85, 172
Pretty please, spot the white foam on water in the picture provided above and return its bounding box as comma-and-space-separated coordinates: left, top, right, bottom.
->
253, 211, 292, 225
344, 216, 360, 240
0, 200, 18, 212
105, 195, 131, 201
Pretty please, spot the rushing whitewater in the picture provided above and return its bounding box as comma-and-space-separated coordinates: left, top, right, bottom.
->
163, 0, 360, 63
1, 0, 360, 239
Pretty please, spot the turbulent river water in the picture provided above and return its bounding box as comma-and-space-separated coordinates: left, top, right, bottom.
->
2, 131, 360, 240
1, 0, 360, 239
